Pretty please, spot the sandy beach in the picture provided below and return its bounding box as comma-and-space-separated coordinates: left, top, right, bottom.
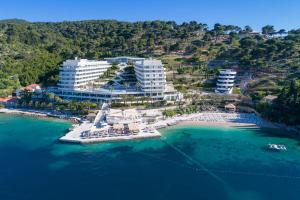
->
0, 108, 274, 128
152, 112, 278, 130
176, 120, 260, 128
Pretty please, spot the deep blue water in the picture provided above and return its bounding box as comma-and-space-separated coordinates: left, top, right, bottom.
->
1, 114, 300, 200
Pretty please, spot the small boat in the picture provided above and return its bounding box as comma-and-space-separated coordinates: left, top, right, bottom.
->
267, 144, 287, 151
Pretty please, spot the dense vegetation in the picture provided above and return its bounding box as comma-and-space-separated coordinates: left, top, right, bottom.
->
17, 90, 98, 116
1, 19, 300, 125
258, 79, 300, 125
0, 70, 20, 97
217, 29, 300, 70
1, 20, 299, 89
0, 19, 206, 90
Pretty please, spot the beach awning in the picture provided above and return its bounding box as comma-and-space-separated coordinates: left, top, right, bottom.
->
128, 123, 139, 131
113, 124, 124, 130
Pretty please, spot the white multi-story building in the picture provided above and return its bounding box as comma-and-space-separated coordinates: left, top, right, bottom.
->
50, 57, 181, 103
58, 58, 111, 89
215, 69, 236, 94
134, 59, 166, 99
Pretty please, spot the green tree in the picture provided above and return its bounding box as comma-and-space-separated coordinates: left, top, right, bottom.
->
262, 25, 276, 36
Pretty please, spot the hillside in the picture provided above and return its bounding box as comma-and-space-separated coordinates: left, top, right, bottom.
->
0, 20, 300, 97
0, 20, 207, 90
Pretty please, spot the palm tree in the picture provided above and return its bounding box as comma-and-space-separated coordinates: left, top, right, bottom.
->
150, 80, 154, 107
127, 95, 135, 106
135, 82, 141, 104
120, 94, 127, 106
45, 92, 55, 102
146, 96, 152, 107
20, 90, 32, 103
108, 85, 114, 104
122, 82, 130, 106
140, 96, 147, 104
47, 103, 53, 110
34, 101, 40, 108
28, 100, 33, 108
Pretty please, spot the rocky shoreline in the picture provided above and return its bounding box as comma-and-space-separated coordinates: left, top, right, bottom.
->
0, 108, 79, 122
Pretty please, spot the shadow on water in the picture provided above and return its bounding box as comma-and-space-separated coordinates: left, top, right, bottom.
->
108, 145, 133, 153
172, 132, 197, 155
255, 127, 300, 141
233, 125, 300, 143
63, 128, 70, 134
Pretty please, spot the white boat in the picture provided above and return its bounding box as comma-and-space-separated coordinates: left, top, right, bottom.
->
267, 144, 287, 151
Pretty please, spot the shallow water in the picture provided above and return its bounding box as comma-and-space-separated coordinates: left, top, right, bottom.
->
0, 114, 300, 200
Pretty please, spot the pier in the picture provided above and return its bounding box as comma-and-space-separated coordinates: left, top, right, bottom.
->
59, 105, 161, 144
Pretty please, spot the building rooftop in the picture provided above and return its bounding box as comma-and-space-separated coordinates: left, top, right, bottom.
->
63, 58, 109, 67
220, 69, 236, 72
105, 56, 145, 60
0, 97, 17, 103
136, 59, 163, 66
18, 84, 41, 92
219, 69, 237, 74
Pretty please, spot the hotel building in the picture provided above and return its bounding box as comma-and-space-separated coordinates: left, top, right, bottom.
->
134, 59, 166, 99
58, 58, 111, 90
215, 69, 236, 94
51, 58, 181, 103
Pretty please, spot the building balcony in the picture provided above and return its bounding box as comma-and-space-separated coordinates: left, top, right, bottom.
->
217, 83, 234, 87
218, 75, 235, 79
134, 65, 163, 69
137, 79, 166, 83
142, 88, 165, 92
216, 87, 231, 91
217, 79, 234, 83
219, 70, 236, 75
135, 72, 165, 78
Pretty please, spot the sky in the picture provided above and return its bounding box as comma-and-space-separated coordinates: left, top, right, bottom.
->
0, 0, 299, 31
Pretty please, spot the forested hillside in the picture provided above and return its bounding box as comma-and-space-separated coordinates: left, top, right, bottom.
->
0, 19, 300, 98
217, 29, 300, 69
0, 20, 205, 87
258, 79, 300, 125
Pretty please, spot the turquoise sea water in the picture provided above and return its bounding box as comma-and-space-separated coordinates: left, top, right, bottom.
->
1, 114, 300, 200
